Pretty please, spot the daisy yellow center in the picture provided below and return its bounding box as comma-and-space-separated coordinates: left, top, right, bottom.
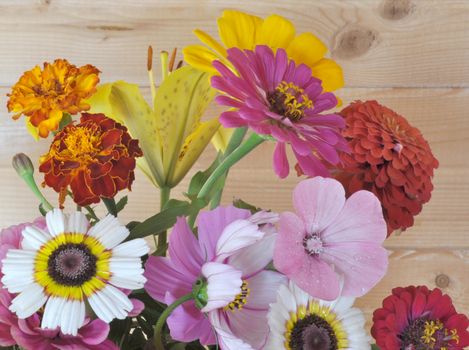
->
224, 281, 250, 312
268, 81, 313, 122
34, 233, 111, 301
400, 318, 459, 350
284, 302, 348, 350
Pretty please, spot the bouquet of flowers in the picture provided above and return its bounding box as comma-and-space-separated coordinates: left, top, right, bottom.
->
1, 9, 468, 350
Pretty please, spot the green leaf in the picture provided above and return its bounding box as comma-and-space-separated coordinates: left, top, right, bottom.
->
102, 197, 118, 216
185, 152, 223, 201
128, 199, 205, 240
57, 113, 73, 132
371, 344, 381, 350
233, 198, 263, 214
116, 195, 128, 212
38, 203, 48, 216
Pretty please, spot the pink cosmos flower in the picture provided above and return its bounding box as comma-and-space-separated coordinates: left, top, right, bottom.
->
144, 206, 285, 349
274, 177, 388, 301
211, 45, 348, 178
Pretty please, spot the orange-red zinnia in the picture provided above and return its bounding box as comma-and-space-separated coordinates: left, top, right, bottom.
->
39, 113, 142, 206
335, 100, 439, 236
7, 59, 100, 138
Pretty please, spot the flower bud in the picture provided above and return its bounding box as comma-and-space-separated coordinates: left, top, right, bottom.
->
12, 153, 34, 178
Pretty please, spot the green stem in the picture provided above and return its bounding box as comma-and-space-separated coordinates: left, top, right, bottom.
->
84, 206, 99, 221
23, 174, 53, 212
157, 187, 171, 252
223, 127, 247, 156
197, 133, 265, 201
154, 293, 193, 350
102, 197, 117, 216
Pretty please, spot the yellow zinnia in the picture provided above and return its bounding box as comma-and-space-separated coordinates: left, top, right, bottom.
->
7, 59, 100, 138
86, 49, 220, 189
183, 10, 344, 92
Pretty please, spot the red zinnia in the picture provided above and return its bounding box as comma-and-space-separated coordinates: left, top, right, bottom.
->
371, 286, 469, 350
335, 100, 438, 236
39, 113, 143, 206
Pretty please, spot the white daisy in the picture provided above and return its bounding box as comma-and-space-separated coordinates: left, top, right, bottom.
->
266, 281, 370, 350
1, 209, 149, 336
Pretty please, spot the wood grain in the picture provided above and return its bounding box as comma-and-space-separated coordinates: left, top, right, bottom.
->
0, 0, 468, 87
0, 0, 468, 331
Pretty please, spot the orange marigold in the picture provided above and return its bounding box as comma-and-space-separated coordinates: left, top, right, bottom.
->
335, 100, 439, 236
39, 113, 143, 206
7, 59, 100, 138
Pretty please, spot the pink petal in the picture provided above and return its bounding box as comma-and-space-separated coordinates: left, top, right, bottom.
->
226, 308, 270, 349
292, 177, 345, 233
197, 206, 250, 262
274, 212, 306, 276
219, 110, 248, 128
273, 143, 290, 178
165, 292, 215, 345
228, 229, 276, 278
128, 298, 144, 317
208, 312, 253, 350
322, 190, 387, 243
321, 242, 388, 297
215, 220, 263, 259
168, 217, 204, 277
201, 262, 242, 312
289, 255, 341, 301
244, 270, 287, 310
78, 319, 110, 345
294, 150, 330, 177
144, 256, 193, 302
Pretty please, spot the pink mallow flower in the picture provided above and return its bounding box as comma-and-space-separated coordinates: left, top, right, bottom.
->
144, 206, 286, 349
0, 219, 140, 349
211, 45, 348, 178
274, 177, 388, 301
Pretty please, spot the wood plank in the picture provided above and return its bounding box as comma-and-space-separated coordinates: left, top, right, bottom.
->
0, 0, 468, 87
357, 248, 469, 328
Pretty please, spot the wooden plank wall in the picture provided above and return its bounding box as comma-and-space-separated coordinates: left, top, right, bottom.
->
0, 0, 468, 330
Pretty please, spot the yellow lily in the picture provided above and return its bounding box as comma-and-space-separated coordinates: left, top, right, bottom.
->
86, 50, 219, 188
183, 10, 344, 92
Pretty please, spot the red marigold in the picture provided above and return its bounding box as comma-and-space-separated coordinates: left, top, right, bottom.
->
39, 113, 142, 206
371, 286, 469, 350
335, 100, 439, 236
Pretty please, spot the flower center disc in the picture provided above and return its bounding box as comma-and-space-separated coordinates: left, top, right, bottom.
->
47, 243, 97, 286
268, 81, 313, 121
303, 234, 324, 256
400, 317, 459, 350
289, 314, 338, 350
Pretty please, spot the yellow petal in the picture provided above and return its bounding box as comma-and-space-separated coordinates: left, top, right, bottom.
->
256, 14, 295, 49
154, 65, 216, 186
194, 29, 227, 57
183, 45, 222, 74
311, 58, 345, 92
286, 32, 327, 68
87, 81, 166, 187
25, 118, 39, 140
211, 126, 234, 152
217, 10, 262, 49
169, 118, 220, 187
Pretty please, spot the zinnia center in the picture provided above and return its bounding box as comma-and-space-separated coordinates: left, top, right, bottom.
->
268, 81, 313, 121
224, 281, 250, 312
399, 317, 459, 350
289, 314, 338, 350
47, 243, 97, 286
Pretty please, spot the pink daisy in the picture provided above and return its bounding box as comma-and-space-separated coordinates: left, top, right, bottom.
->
211, 45, 348, 178
144, 206, 285, 349
274, 177, 389, 301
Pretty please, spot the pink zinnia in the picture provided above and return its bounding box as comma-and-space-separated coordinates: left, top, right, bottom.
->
144, 206, 285, 349
274, 177, 389, 300
211, 45, 348, 178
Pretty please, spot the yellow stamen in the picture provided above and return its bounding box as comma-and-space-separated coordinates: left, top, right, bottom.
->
272, 81, 313, 121
224, 281, 250, 312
